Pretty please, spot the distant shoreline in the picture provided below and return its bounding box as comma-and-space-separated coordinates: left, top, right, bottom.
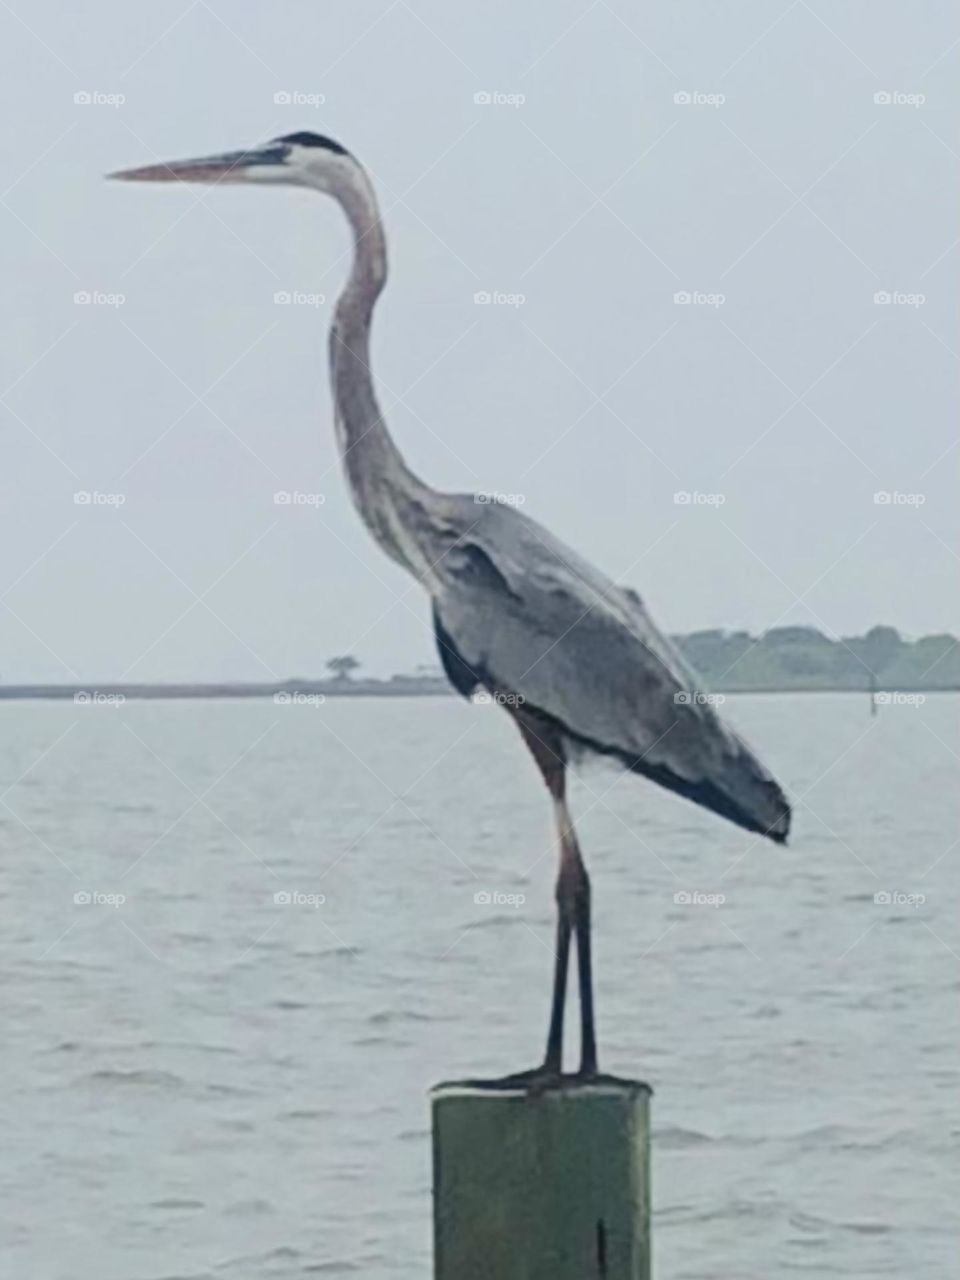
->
0, 678, 955, 703
5, 627, 956, 702
0, 679, 452, 702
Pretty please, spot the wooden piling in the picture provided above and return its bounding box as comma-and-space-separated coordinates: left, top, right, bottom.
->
431, 1078, 651, 1280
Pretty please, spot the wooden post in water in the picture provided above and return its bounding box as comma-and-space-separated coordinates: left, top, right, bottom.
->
431, 1079, 651, 1280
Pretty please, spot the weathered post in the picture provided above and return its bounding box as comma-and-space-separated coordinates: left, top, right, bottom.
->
432, 1078, 651, 1280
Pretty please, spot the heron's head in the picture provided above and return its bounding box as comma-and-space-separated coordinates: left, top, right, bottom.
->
108, 131, 356, 193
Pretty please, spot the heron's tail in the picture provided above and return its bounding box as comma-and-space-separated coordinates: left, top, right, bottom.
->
572, 728, 791, 845
621, 746, 791, 844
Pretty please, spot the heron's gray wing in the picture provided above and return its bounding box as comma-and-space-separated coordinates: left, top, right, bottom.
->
431, 497, 790, 843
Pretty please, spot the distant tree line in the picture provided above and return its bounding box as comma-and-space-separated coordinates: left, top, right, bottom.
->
673, 625, 960, 691
295, 629, 958, 694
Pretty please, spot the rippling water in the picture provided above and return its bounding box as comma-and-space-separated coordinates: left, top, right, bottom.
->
2, 693, 957, 1278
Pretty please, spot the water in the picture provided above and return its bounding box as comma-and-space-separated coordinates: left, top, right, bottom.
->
2, 693, 956, 1278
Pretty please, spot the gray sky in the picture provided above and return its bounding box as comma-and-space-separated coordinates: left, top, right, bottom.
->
1, 0, 956, 680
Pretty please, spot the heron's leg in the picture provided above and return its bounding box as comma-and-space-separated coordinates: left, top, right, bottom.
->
543, 876, 572, 1074
575, 871, 597, 1075
509, 706, 573, 1075
556, 799, 597, 1078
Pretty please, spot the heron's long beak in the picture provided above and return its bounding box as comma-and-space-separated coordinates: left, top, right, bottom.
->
108, 144, 289, 184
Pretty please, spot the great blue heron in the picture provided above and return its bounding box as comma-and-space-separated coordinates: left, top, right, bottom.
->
111, 132, 791, 1083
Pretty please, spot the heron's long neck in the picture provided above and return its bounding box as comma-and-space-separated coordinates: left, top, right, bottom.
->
329, 168, 425, 567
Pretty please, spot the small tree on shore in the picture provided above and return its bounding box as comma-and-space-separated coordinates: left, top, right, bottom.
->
327, 655, 361, 681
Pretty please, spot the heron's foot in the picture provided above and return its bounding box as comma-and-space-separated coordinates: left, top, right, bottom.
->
488, 1062, 564, 1093
443, 1061, 636, 1095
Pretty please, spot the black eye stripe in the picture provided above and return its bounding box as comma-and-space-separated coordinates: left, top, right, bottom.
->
275, 132, 348, 155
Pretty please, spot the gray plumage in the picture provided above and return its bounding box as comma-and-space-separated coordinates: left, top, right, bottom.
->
412, 490, 789, 843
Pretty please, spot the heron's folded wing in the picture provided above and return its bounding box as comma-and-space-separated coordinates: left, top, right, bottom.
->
432, 500, 790, 841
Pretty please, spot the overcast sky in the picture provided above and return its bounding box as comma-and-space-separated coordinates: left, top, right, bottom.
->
0, 1, 956, 681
